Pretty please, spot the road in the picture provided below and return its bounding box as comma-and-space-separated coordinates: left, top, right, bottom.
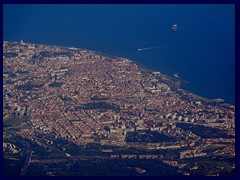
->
20, 150, 33, 176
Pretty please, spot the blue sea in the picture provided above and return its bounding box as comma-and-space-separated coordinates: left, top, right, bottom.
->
3, 4, 235, 104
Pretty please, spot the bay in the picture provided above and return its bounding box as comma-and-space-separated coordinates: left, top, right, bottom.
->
3, 4, 235, 104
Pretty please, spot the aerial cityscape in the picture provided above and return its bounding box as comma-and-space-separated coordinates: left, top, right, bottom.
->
3, 41, 235, 176
3, 4, 235, 176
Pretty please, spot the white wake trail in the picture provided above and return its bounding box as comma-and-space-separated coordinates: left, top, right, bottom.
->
137, 43, 233, 51
137, 46, 172, 51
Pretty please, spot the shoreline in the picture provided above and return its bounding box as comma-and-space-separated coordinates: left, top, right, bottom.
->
3, 40, 234, 106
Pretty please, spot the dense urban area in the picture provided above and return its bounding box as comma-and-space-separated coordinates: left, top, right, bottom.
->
3, 41, 235, 176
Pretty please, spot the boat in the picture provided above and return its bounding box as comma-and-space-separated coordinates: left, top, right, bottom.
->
174, 73, 179, 78
172, 24, 177, 31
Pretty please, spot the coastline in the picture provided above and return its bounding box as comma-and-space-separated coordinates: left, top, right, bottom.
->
4, 40, 234, 106
3, 40, 235, 176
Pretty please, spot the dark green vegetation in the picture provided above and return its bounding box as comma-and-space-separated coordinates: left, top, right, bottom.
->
3, 52, 18, 58
202, 144, 227, 154
3, 133, 235, 176
16, 70, 29, 74
26, 158, 179, 176
3, 134, 179, 176
39, 51, 72, 57
69, 159, 179, 176
53, 140, 103, 155
6, 71, 17, 78
3, 158, 25, 176
4, 115, 24, 127
39, 51, 52, 57
126, 130, 175, 143
54, 52, 72, 56
90, 96, 110, 101
17, 82, 33, 91
48, 82, 63, 87
179, 156, 235, 176
177, 123, 233, 138
82, 102, 120, 112
5, 79, 15, 84
56, 142, 104, 156
16, 82, 44, 91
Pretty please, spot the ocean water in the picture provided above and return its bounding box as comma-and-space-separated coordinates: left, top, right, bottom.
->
3, 4, 235, 104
